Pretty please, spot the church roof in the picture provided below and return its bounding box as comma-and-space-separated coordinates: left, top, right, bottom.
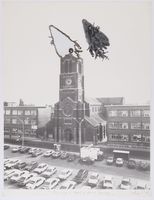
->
85, 97, 102, 105
96, 97, 124, 105
85, 115, 106, 127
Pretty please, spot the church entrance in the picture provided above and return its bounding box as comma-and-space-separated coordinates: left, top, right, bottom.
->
64, 129, 73, 143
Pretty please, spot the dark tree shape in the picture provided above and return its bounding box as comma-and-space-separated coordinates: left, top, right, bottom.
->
82, 19, 110, 60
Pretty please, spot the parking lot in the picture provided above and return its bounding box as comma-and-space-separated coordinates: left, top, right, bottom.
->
4, 144, 150, 190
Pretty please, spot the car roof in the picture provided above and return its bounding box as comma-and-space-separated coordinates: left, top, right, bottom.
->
29, 176, 44, 181
122, 178, 130, 182
90, 172, 98, 177
61, 169, 70, 173
47, 166, 56, 170
61, 180, 75, 187
46, 178, 59, 182
38, 163, 47, 166
104, 175, 112, 180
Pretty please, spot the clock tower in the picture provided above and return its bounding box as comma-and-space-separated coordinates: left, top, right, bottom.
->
54, 52, 86, 144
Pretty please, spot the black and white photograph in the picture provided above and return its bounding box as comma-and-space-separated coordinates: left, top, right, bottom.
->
0, 0, 153, 199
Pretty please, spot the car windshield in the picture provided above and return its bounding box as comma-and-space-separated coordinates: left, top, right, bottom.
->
90, 175, 97, 179
19, 177, 25, 181
105, 180, 111, 184
13, 174, 19, 177
51, 180, 57, 185
60, 186, 66, 189
122, 180, 129, 185
61, 171, 67, 175
108, 157, 113, 161
47, 169, 52, 172
44, 182, 50, 186
28, 181, 35, 184
38, 165, 44, 168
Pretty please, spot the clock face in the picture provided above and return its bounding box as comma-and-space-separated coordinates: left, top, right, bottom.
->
63, 103, 73, 116
65, 78, 72, 86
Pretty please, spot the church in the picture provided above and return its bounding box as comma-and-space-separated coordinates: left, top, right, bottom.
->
50, 52, 106, 146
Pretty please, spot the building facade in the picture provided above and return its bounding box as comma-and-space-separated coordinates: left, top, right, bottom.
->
4, 104, 52, 139
105, 105, 150, 148
50, 53, 106, 145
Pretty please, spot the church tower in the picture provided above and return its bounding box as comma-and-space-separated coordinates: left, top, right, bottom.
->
54, 52, 86, 144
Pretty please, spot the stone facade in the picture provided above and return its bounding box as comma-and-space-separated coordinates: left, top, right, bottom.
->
51, 53, 106, 145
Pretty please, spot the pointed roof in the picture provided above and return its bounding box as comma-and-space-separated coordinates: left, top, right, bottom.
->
85, 115, 106, 127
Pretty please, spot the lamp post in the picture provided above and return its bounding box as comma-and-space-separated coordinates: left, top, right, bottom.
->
74, 118, 84, 148
17, 118, 25, 147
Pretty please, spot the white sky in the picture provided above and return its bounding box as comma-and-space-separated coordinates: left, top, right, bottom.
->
2, 1, 152, 106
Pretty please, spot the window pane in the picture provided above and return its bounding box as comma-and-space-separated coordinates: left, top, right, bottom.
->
31, 110, 37, 115
130, 110, 141, 117
5, 110, 10, 115
142, 110, 150, 117
25, 110, 31, 115
131, 123, 141, 129
142, 123, 150, 130
108, 110, 117, 117
18, 110, 23, 115
12, 119, 17, 124
12, 110, 17, 115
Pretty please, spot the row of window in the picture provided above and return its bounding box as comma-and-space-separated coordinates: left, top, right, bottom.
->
109, 134, 150, 143
108, 110, 150, 117
5, 109, 37, 116
108, 122, 150, 130
4, 128, 35, 134
5, 118, 37, 125
91, 106, 101, 113
61, 60, 82, 74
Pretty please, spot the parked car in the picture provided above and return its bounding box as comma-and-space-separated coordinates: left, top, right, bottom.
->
20, 147, 30, 153
43, 150, 54, 157
127, 159, 136, 169
17, 173, 37, 187
4, 159, 14, 166
134, 182, 148, 190
25, 177, 45, 189
4, 144, 10, 150
115, 158, 124, 167
24, 161, 38, 171
73, 169, 88, 184
31, 149, 43, 157
137, 161, 150, 171
28, 148, 38, 154
87, 172, 99, 187
79, 157, 94, 165
58, 169, 73, 180
33, 163, 48, 174
40, 178, 60, 189
12, 146, 22, 153
67, 154, 76, 162
52, 151, 61, 159
102, 176, 113, 189
106, 157, 114, 165
119, 178, 131, 190
14, 161, 27, 170
4, 169, 19, 181
60, 152, 69, 160
60, 181, 77, 189
81, 186, 91, 189
41, 166, 57, 178
5, 159, 21, 169
9, 170, 29, 183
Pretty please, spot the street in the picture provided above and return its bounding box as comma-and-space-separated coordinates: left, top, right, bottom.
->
4, 144, 150, 190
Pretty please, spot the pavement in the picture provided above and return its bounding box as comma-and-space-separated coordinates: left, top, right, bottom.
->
4, 144, 150, 190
